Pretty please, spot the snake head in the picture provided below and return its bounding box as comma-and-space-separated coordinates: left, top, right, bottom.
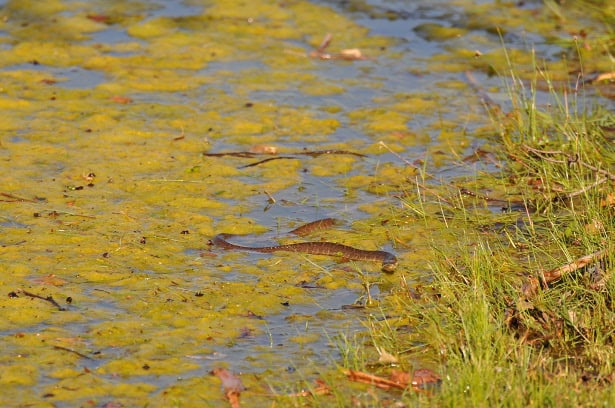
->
381, 261, 397, 273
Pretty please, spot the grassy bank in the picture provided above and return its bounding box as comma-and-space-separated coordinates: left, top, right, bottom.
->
313, 32, 615, 408
414, 69, 610, 407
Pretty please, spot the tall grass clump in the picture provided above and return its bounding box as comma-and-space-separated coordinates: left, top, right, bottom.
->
368, 51, 615, 407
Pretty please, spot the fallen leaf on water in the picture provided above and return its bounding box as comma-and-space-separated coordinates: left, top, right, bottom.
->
31, 274, 67, 286
86, 14, 112, 23
411, 368, 442, 391
309, 33, 367, 61
389, 369, 411, 386
111, 95, 133, 104
211, 368, 245, 408
249, 145, 278, 154
339, 48, 365, 60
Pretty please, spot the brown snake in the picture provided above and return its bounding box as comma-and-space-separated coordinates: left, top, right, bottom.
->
213, 219, 398, 273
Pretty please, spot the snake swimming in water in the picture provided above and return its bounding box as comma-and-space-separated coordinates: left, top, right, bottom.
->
212, 218, 398, 273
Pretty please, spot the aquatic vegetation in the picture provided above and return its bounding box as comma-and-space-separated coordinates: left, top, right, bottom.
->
0, 0, 613, 406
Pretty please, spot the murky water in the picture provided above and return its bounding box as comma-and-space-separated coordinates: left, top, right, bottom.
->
0, 0, 611, 405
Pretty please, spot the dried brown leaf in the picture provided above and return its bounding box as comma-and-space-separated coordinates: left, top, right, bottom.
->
249, 145, 278, 154
340, 48, 364, 60
411, 368, 441, 388
389, 369, 411, 387
211, 367, 245, 408
111, 95, 133, 104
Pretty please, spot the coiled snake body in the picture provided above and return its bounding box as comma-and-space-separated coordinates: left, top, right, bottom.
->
213, 219, 398, 273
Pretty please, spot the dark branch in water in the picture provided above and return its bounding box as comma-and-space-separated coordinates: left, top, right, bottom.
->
53, 345, 94, 360
0, 192, 39, 203
239, 156, 297, 168
17, 289, 66, 311
203, 149, 366, 168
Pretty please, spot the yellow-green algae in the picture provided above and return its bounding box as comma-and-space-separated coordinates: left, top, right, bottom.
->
0, 0, 608, 405
420, 0, 615, 78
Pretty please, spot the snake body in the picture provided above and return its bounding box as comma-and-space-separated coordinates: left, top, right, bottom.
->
213, 230, 398, 273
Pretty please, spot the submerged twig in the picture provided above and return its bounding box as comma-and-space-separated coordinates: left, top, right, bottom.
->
263, 190, 276, 204
17, 289, 66, 311
204, 149, 366, 169
53, 345, 94, 360
301, 150, 365, 158
204, 149, 365, 159
46, 210, 96, 219
202, 151, 263, 158
316, 33, 333, 54
239, 156, 296, 168
1, 192, 38, 203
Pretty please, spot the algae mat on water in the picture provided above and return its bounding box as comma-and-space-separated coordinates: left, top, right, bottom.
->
0, 0, 417, 405
2, 0, 612, 405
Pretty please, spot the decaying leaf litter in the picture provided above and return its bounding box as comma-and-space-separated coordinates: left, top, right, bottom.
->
1, 0, 614, 406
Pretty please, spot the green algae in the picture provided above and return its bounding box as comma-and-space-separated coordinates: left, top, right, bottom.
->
0, 0, 611, 405
414, 23, 467, 41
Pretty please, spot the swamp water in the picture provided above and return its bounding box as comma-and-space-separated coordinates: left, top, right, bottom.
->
0, 0, 611, 405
